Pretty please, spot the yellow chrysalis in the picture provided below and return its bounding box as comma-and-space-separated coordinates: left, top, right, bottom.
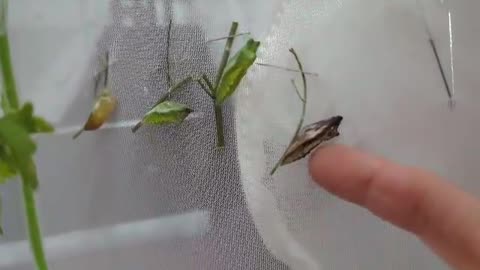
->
73, 90, 117, 139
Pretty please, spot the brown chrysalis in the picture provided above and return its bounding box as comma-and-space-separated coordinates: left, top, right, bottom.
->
72, 91, 117, 139
280, 116, 342, 166
270, 48, 343, 175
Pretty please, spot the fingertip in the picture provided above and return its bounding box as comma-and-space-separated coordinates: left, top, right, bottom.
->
308, 144, 349, 185
308, 144, 381, 203
309, 145, 480, 269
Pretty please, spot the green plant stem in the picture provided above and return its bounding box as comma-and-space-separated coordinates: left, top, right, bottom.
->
0, 34, 19, 109
214, 104, 225, 148
270, 48, 307, 175
0, 16, 49, 269
22, 181, 48, 270
154, 76, 192, 107
211, 22, 238, 148
214, 22, 238, 89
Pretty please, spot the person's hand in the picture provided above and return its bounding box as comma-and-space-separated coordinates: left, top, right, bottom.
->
309, 145, 480, 270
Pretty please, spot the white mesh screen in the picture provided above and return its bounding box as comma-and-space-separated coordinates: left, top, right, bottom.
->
1, 0, 480, 270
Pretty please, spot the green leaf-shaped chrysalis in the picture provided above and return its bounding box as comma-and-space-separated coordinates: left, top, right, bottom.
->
143, 101, 192, 126
216, 39, 260, 104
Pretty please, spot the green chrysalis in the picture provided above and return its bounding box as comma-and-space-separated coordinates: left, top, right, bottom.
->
215, 39, 260, 105
143, 101, 192, 126
132, 76, 194, 133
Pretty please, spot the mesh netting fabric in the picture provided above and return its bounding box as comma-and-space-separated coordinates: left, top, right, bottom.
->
1, 0, 480, 269
3, 1, 287, 269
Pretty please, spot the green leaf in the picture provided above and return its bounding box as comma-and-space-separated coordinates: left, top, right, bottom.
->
10, 102, 35, 130
0, 117, 38, 189
0, 103, 48, 188
0, 160, 15, 182
4, 103, 54, 134
33, 116, 54, 133
0, 145, 17, 184
143, 101, 192, 126
216, 39, 260, 104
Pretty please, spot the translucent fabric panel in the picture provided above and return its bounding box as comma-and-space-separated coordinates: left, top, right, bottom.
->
1, 0, 480, 270
239, 0, 479, 269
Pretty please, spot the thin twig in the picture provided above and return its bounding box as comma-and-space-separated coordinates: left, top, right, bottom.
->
291, 79, 305, 103
131, 121, 143, 133
195, 79, 214, 99
72, 129, 83, 140
93, 72, 101, 96
256, 63, 318, 76
154, 76, 192, 107
93, 52, 109, 96
429, 39, 453, 101
292, 51, 307, 95
214, 22, 238, 90
207, 32, 250, 43
202, 74, 215, 92
270, 48, 307, 175
104, 51, 109, 89
166, 19, 173, 88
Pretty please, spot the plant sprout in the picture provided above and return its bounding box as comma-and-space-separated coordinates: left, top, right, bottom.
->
196, 21, 260, 148
0, 1, 53, 269
270, 49, 343, 175
73, 52, 117, 139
